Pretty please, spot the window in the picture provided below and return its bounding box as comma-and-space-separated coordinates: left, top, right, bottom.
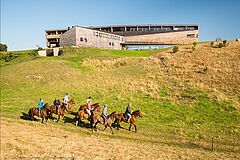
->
187, 34, 196, 38
84, 38, 87, 42
80, 37, 84, 41
112, 42, 114, 46
109, 42, 112, 46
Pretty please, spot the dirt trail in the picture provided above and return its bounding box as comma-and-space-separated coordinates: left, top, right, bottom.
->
1, 118, 238, 160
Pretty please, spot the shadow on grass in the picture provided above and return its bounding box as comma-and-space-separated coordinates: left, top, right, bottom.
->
20, 112, 38, 121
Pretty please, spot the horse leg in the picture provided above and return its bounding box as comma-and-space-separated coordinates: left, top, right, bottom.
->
75, 119, 79, 126
108, 124, 114, 134
129, 124, 132, 131
134, 124, 137, 133
103, 125, 107, 131
56, 114, 60, 123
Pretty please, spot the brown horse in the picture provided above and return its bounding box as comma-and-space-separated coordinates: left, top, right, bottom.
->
91, 111, 117, 134
28, 103, 51, 123
49, 102, 66, 122
66, 99, 76, 113
114, 113, 128, 130
75, 103, 101, 127
128, 110, 143, 133
78, 103, 99, 111
114, 110, 143, 133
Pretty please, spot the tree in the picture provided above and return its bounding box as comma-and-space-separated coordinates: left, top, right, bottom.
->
0, 43, 8, 51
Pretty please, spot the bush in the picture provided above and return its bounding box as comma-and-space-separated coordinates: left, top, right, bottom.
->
219, 43, 224, 48
0, 43, 8, 51
223, 40, 228, 47
192, 46, 195, 52
193, 42, 197, 47
36, 45, 43, 51
210, 42, 214, 47
236, 38, 239, 41
0, 52, 17, 62
172, 46, 179, 53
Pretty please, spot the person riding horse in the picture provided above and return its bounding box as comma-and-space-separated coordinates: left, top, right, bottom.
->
53, 97, 61, 114
101, 104, 108, 124
37, 98, 44, 115
125, 103, 132, 122
85, 97, 92, 119
63, 93, 69, 110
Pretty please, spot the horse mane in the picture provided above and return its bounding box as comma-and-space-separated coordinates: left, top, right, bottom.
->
107, 111, 116, 118
43, 103, 49, 108
132, 110, 140, 116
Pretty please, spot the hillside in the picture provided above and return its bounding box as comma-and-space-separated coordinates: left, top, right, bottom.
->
1, 41, 240, 159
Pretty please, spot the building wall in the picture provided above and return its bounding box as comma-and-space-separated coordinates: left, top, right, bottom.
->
75, 27, 123, 50
60, 27, 124, 50
59, 28, 76, 46
124, 30, 199, 44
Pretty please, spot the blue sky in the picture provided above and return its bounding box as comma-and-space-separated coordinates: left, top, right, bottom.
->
1, 0, 240, 51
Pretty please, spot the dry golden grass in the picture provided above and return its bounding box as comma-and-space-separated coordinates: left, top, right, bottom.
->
1, 117, 239, 160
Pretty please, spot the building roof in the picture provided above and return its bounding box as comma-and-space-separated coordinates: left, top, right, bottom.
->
89, 24, 199, 28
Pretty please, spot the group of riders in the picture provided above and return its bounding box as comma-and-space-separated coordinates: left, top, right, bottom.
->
36, 93, 133, 123
37, 93, 69, 113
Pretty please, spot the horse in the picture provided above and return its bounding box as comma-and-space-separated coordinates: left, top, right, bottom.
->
66, 99, 76, 113
49, 102, 66, 122
78, 103, 100, 111
28, 103, 51, 123
75, 103, 101, 127
114, 110, 143, 133
91, 111, 117, 134
128, 110, 143, 133
114, 113, 128, 130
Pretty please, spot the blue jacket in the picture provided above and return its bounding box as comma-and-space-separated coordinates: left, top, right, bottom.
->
38, 101, 44, 109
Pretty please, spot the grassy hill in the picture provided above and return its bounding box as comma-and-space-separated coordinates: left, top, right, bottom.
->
1, 41, 240, 159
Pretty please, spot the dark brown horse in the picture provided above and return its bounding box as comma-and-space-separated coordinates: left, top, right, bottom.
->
91, 111, 117, 134
49, 102, 66, 122
128, 110, 143, 133
66, 99, 76, 113
114, 113, 128, 130
75, 103, 101, 127
28, 103, 51, 123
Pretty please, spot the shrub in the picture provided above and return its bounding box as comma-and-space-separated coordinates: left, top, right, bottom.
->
36, 45, 43, 51
172, 46, 179, 53
219, 43, 224, 48
210, 42, 214, 47
236, 38, 239, 41
0, 43, 8, 51
223, 40, 228, 47
0, 52, 17, 62
193, 42, 197, 47
192, 46, 195, 52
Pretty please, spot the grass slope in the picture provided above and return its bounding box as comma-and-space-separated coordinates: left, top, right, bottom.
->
1, 42, 240, 159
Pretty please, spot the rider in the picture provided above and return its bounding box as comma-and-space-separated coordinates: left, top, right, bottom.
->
53, 97, 61, 113
125, 103, 132, 123
85, 96, 92, 116
38, 98, 44, 116
63, 93, 69, 110
101, 104, 108, 124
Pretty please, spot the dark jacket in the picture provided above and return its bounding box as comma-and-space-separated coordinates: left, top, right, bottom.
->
54, 99, 60, 106
125, 105, 131, 114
